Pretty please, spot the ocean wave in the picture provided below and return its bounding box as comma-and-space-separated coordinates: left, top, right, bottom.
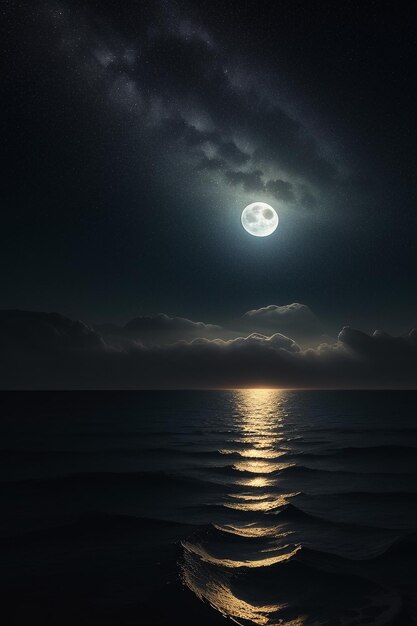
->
304, 426, 417, 435
270, 502, 382, 531
181, 538, 300, 569
180, 538, 403, 625
296, 444, 417, 458
292, 493, 417, 531
180, 504, 402, 564
183, 519, 409, 569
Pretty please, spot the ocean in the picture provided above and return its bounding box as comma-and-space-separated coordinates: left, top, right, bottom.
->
0, 390, 416, 625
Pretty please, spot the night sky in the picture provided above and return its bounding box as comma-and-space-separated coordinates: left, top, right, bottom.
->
2, 0, 417, 387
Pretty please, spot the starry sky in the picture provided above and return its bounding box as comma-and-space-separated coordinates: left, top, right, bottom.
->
2, 1, 417, 388
3, 0, 417, 330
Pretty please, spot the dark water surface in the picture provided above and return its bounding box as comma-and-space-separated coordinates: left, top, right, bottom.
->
0, 391, 417, 625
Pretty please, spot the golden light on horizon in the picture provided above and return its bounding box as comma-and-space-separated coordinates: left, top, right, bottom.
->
231, 389, 286, 448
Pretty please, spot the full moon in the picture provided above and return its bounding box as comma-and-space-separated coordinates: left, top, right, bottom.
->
241, 202, 279, 237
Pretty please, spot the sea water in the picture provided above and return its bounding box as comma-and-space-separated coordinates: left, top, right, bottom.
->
0, 390, 416, 625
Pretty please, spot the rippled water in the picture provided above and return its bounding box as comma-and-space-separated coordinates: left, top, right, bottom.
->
0, 390, 417, 625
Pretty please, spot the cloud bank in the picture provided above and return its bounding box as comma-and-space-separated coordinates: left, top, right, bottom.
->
241, 304, 323, 343
1, 309, 416, 389
96, 313, 223, 347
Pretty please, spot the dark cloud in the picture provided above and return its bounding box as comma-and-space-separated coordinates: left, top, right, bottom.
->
159, 119, 249, 166
96, 313, 222, 347
47, 2, 346, 212
340, 326, 417, 366
265, 179, 296, 203
124, 313, 221, 334
217, 141, 249, 165
225, 169, 264, 193
1, 310, 417, 389
0, 310, 104, 353
241, 303, 323, 344
196, 156, 226, 172
196, 161, 318, 210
